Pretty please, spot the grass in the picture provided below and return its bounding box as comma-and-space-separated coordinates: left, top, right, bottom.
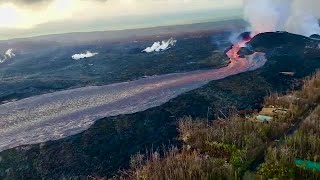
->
116, 147, 235, 180
256, 106, 320, 179
116, 71, 320, 180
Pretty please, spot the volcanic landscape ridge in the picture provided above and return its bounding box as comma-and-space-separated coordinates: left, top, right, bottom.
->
0, 34, 266, 152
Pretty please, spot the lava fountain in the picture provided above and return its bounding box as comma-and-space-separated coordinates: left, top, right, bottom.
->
0, 34, 266, 152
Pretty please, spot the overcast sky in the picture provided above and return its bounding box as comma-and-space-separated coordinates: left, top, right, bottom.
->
0, 0, 243, 40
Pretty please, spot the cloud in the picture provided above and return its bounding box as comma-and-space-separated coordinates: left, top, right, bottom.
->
71, 51, 98, 60
0, 0, 242, 33
0, 48, 15, 63
143, 38, 177, 53
244, 0, 320, 37
0, 0, 243, 40
0, 0, 47, 5
0, 0, 106, 6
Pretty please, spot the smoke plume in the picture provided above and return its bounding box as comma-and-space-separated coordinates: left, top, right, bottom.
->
244, 0, 320, 37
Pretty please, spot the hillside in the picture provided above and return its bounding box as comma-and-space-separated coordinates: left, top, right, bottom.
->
117, 71, 320, 180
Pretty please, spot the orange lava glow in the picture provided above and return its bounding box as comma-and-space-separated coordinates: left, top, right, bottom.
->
226, 38, 252, 61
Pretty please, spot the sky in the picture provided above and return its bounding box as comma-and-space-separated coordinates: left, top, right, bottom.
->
0, 0, 243, 40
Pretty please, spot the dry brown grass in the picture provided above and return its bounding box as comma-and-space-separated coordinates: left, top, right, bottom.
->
300, 106, 320, 135
299, 71, 320, 102
178, 115, 287, 156
287, 106, 320, 160
115, 147, 235, 180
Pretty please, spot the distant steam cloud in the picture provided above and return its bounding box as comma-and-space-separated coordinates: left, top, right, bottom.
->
244, 0, 320, 37
72, 51, 98, 60
142, 38, 177, 53
0, 49, 15, 63
5, 49, 15, 58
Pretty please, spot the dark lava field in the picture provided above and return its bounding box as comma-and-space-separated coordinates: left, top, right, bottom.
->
0, 20, 320, 179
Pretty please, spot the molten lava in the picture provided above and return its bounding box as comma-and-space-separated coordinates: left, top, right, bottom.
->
226, 37, 252, 61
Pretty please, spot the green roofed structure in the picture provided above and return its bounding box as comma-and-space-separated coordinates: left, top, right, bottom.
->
295, 159, 320, 172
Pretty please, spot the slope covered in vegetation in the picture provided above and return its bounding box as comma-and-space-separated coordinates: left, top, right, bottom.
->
117, 71, 320, 180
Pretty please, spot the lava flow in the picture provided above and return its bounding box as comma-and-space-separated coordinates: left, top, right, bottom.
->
227, 33, 252, 61
0, 35, 266, 152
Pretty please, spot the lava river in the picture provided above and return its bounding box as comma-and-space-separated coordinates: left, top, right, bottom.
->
0, 45, 267, 152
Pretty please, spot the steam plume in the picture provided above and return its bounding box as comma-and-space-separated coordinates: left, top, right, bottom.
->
72, 51, 98, 60
244, 0, 320, 37
0, 49, 15, 63
142, 38, 177, 53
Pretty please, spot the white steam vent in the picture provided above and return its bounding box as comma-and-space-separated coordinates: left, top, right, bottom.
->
72, 51, 98, 60
0, 49, 15, 64
142, 38, 177, 53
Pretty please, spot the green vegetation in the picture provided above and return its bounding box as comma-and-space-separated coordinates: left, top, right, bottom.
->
257, 72, 320, 179
117, 71, 320, 180
257, 106, 320, 179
